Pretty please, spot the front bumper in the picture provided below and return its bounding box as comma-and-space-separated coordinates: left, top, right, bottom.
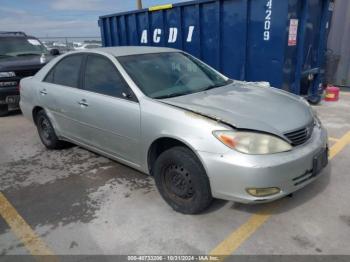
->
198, 125, 328, 203
0, 85, 20, 106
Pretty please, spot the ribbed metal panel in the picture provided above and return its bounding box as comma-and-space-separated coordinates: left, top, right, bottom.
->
99, 0, 334, 100
328, 0, 350, 86
284, 123, 314, 146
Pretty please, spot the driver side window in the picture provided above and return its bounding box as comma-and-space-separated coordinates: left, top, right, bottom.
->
83, 54, 134, 100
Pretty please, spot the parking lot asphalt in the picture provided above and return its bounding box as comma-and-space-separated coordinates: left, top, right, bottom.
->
0, 92, 350, 258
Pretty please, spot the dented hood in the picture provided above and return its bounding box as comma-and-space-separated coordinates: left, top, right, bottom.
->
162, 81, 314, 136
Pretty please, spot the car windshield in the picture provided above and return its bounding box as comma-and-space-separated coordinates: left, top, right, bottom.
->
117, 52, 232, 99
0, 37, 48, 58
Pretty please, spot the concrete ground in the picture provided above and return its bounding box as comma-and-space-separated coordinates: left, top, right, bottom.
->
0, 92, 350, 259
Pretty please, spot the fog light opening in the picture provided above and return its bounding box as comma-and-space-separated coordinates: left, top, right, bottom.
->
246, 187, 281, 197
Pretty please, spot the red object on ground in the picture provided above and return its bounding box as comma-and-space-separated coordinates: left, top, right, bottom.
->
324, 86, 340, 101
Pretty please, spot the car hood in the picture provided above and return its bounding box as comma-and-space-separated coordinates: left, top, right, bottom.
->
0, 55, 53, 72
162, 81, 314, 136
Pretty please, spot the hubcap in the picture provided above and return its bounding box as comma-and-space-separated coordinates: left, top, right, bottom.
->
40, 118, 51, 140
164, 165, 194, 199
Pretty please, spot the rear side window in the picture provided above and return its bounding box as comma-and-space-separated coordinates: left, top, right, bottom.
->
83, 54, 130, 98
44, 70, 54, 83
44, 55, 83, 88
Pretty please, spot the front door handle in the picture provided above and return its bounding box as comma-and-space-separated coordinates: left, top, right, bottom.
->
78, 99, 89, 107
40, 89, 47, 95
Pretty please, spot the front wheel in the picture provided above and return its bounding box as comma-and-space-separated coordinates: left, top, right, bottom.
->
308, 95, 322, 105
153, 146, 213, 214
0, 105, 9, 117
36, 110, 67, 149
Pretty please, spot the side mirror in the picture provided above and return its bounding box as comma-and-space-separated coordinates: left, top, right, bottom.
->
122, 92, 132, 99
122, 91, 138, 102
50, 48, 60, 56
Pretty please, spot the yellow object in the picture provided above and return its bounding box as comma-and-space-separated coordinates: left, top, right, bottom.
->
329, 137, 339, 142
329, 131, 350, 159
326, 93, 336, 99
209, 203, 277, 257
246, 187, 280, 197
0, 193, 57, 260
149, 4, 173, 11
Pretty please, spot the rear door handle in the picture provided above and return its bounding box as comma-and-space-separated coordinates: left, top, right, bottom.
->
40, 89, 47, 95
78, 99, 89, 107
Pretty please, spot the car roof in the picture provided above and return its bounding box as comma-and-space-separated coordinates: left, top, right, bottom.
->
93, 46, 180, 57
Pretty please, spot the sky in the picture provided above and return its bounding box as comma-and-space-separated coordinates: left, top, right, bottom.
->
0, 0, 190, 38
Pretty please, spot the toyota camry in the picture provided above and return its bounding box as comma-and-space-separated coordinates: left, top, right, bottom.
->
20, 47, 328, 214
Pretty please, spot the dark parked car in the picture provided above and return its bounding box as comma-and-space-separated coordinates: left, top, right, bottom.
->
0, 31, 59, 116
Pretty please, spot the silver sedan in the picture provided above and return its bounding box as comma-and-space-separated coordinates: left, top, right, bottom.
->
20, 47, 328, 214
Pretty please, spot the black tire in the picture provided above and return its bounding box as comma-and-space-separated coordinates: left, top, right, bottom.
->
308, 95, 322, 105
153, 146, 213, 214
0, 105, 9, 117
35, 110, 66, 150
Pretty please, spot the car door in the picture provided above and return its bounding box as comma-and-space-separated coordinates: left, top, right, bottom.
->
78, 53, 141, 165
38, 53, 90, 143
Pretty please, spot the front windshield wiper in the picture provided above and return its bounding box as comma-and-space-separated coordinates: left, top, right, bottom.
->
154, 90, 194, 99
202, 79, 233, 91
0, 54, 13, 58
154, 79, 234, 99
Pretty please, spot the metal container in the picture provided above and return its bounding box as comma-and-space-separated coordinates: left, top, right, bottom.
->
99, 0, 334, 103
327, 0, 350, 87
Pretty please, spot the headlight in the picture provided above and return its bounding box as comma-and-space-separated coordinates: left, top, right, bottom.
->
0, 71, 16, 78
213, 131, 292, 155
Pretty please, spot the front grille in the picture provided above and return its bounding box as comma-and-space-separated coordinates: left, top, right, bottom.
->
284, 122, 314, 146
0, 69, 40, 89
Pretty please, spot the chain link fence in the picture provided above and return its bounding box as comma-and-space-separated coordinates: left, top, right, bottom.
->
38, 36, 102, 53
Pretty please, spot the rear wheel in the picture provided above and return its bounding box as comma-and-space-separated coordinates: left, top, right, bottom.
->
0, 105, 9, 117
36, 110, 67, 149
153, 146, 213, 214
